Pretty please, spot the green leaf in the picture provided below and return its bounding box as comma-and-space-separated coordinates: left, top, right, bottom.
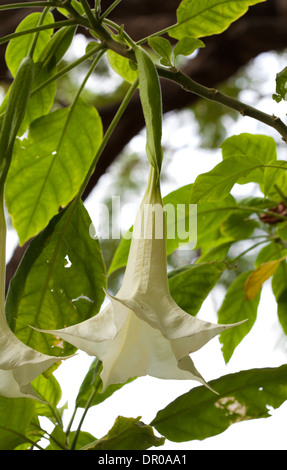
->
273, 66, 287, 103
220, 210, 259, 240
5, 200, 106, 356
87, 416, 165, 450
5, 12, 55, 76
76, 359, 135, 409
0, 396, 35, 450
264, 160, 287, 196
169, 0, 266, 40
151, 365, 287, 442
19, 62, 57, 133
168, 261, 226, 315
69, 431, 98, 450
190, 155, 266, 203
191, 150, 285, 204
5, 98, 102, 245
39, 26, 77, 70
107, 50, 138, 84
148, 37, 172, 65
57, 0, 85, 18
221, 133, 277, 185
196, 195, 236, 252
277, 290, 287, 336
174, 37, 205, 58
218, 271, 261, 363
255, 242, 287, 268
47, 425, 67, 450
32, 373, 63, 423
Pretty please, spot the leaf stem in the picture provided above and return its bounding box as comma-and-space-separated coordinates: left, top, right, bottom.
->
24, 50, 105, 346
31, 42, 104, 96
0, 19, 86, 46
75, 77, 139, 203
100, 0, 122, 21
79, 0, 98, 29
28, 6, 51, 59
136, 24, 179, 46
0, 2, 55, 10
229, 239, 270, 264
70, 387, 97, 450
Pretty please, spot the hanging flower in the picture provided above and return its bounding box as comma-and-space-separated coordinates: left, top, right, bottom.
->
39, 166, 243, 392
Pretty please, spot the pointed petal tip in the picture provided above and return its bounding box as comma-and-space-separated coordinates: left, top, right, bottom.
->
220, 318, 248, 330
28, 325, 76, 360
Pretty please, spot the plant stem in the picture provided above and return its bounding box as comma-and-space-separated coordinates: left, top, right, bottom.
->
70, 388, 97, 450
229, 239, 270, 264
136, 24, 179, 46
79, 0, 98, 28
100, 0, 122, 21
0, 2, 55, 10
0, 19, 87, 46
28, 6, 51, 59
31, 43, 103, 96
25, 51, 105, 347
75, 77, 139, 202
158, 68, 287, 143
274, 184, 287, 205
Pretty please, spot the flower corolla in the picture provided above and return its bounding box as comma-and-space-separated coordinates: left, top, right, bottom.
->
39, 166, 243, 392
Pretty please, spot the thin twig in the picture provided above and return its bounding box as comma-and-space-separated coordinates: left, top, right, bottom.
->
158, 68, 287, 143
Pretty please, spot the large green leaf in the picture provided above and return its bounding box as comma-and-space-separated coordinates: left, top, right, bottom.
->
5, 200, 106, 356
5, 12, 55, 76
169, 0, 266, 40
151, 365, 287, 442
0, 396, 35, 450
221, 133, 277, 185
189, 155, 286, 203
168, 261, 226, 315
87, 416, 165, 450
6, 98, 102, 245
218, 271, 261, 363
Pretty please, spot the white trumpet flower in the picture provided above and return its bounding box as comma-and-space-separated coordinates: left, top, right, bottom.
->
0, 190, 66, 400
39, 166, 243, 392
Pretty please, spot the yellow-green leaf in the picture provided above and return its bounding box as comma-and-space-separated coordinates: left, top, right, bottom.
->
244, 257, 287, 300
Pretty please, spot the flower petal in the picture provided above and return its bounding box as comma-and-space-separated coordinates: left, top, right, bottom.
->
0, 325, 66, 399
35, 300, 118, 356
